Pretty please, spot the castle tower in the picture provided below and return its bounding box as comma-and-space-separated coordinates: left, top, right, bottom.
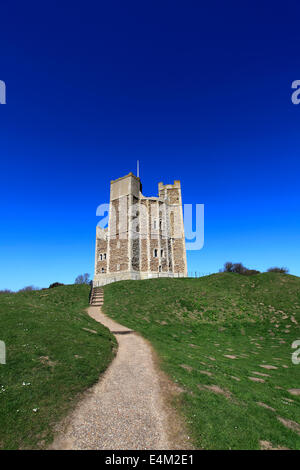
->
158, 180, 187, 275
93, 173, 187, 286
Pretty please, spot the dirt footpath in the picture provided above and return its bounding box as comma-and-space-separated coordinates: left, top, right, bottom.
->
51, 306, 191, 450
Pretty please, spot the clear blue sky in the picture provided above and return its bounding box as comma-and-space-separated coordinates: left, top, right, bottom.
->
0, 1, 299, 290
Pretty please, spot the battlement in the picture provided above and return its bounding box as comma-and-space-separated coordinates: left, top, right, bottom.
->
158, 180, 182, 204
110, 173, 141, 201
110, 172, 141, 185
158, 180, 181, 190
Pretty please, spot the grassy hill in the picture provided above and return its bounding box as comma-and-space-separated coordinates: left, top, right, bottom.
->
103, 272, 300, 450
0, 284, 116, 450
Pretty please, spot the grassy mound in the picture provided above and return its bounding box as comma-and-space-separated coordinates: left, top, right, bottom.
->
0, 284, 116, 449
103, 272, 300, 450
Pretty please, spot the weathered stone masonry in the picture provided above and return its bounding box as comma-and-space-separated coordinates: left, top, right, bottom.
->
93, 173, 187, 286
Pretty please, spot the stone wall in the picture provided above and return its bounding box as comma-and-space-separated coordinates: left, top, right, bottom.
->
108, 197, 129, 272
131, 195, 140, 271
140, 199, 148, 272
96, 238, 108, 274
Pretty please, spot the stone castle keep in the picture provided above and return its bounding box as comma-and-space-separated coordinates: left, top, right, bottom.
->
93, 173, 187, 286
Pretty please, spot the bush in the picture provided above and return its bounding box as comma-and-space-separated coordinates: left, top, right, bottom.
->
223, 262, 234, 273
75, 273, 90, 284
0, 289, 13, 294
18, 286, 40, 292
49, 282, 65, 289
232, 263, 246, 274
267, 267, 289, 274
223, 262, 246, 274
243, 269, 260, 276
222, 262, 260, 276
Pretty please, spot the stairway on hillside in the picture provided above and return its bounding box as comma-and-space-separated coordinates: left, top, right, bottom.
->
90, 287, 104, 307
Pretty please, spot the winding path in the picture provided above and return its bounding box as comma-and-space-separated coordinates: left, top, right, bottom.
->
51, 306, 187, 450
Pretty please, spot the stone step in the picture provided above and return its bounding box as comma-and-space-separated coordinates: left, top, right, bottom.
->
90, 288, 104, 306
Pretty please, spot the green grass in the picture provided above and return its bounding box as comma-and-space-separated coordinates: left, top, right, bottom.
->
0, 284, 116, 450
103, 272, 300, 450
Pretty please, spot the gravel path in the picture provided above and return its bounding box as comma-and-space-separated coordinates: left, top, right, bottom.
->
51, 306, 178, 450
